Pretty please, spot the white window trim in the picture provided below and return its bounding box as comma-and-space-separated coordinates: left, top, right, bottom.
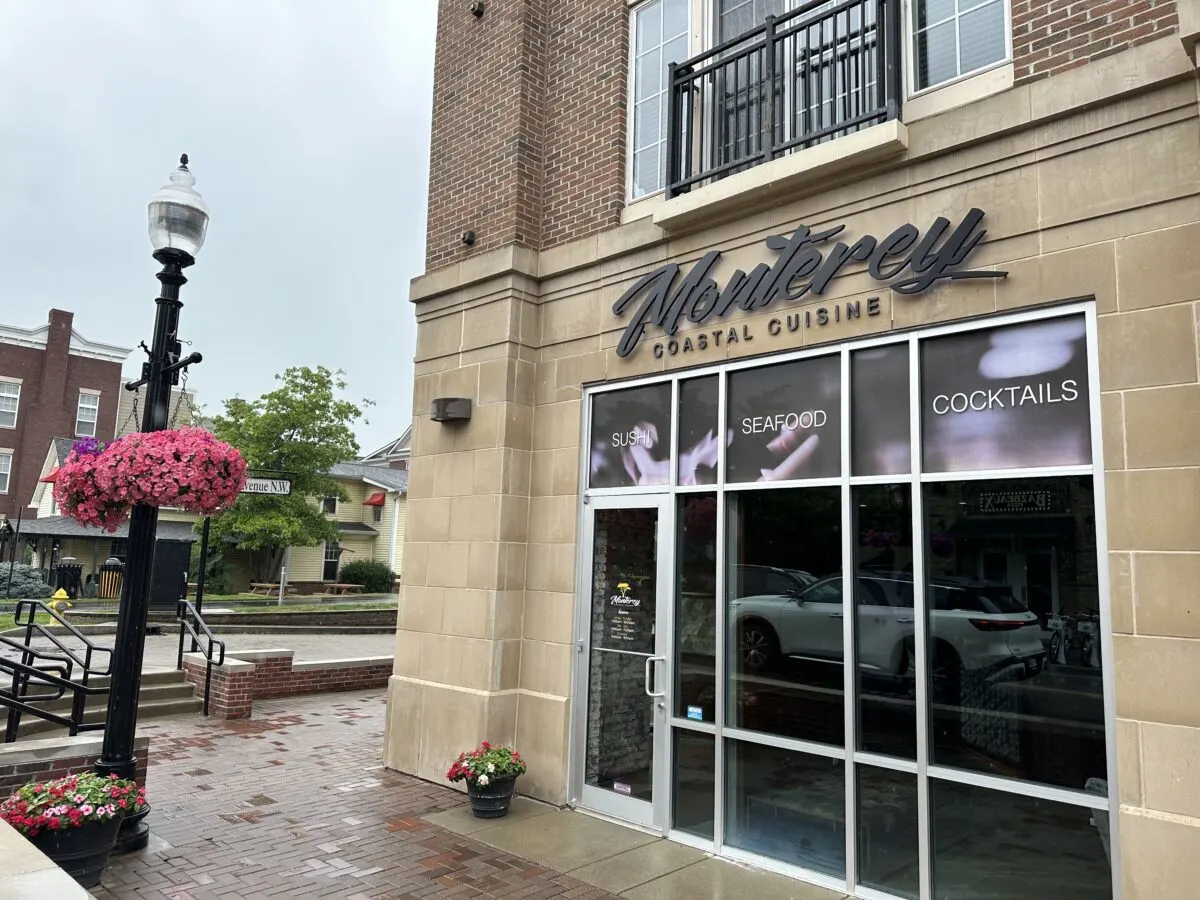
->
626, 0, 706, 202
75, 391, 100, 438
0, 450, 12, 495
0, 380, 20, 430
323, 496, 339, 515
903, 0, 1013, 99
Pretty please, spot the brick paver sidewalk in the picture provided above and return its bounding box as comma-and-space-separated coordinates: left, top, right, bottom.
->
95, 691, 615, 900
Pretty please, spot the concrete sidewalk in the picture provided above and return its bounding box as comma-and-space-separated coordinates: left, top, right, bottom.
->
94, 690, 835, 900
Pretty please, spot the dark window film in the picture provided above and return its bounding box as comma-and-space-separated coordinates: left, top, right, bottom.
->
676, 495, 716, 722
678, 376, 719, 485
590, 383, 674, 488
727, 487, 843, 745
725, 740, 846, 877
727, 355, 842, 482
854, 484, 917, 760
923, 476, 1106, 793
672, 730, 715, 840
852, 343, 911, 475
858, 766, 919, 899
931, 779, 1111, 900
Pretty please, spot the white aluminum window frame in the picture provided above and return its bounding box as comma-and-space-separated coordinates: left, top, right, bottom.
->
0, 451, 11, 494
75, 391, 100, 438
568, 299, 1119, 900
904, 0, 1013, 98
0, 381, 20, 430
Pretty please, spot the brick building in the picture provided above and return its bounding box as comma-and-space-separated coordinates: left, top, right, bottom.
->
0, 309, 130, 520
390, 2, 1200, 898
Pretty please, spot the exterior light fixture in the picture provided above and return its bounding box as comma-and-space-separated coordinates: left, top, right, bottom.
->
432, 398, 472, 423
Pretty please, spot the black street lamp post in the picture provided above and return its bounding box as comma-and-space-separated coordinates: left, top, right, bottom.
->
95, 156, 209, 781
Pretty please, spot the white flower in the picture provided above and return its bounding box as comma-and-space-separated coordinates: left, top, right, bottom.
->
478, 775, 490, 787
487, 763, 495, 773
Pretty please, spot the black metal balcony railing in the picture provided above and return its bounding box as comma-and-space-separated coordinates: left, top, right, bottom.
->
666, 0, 902, 198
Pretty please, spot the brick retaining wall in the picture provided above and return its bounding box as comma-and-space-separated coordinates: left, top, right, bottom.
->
0, 735, 149, 796
181, 650, 394, 719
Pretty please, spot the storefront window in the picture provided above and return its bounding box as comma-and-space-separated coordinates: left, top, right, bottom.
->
726, 741, 846, 877
924, 476, 1106, 793
589, 383, 674, 488
854, 484, 916, 759
727, 487, 843, 745
920, 316, 1091, 473
727, 355, 841, 482
851, 343, 910, 476
577, 309, 1110, 898
678, 376, 719, 485
930, 780, 1112, 899
676, 494, 716, 722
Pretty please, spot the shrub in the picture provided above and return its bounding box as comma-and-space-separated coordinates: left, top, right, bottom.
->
189, 545, 231, 596
337, 559, 396, 593
0, 563, 53, 600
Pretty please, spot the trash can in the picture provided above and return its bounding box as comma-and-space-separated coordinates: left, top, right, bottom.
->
99, 558, 124, 601
54, 558, 84, 600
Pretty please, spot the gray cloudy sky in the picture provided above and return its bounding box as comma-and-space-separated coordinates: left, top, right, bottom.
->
0, 1, 436, 456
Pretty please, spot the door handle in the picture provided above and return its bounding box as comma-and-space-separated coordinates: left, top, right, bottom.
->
828, 612, 844, 618
644, 655, 667, 698
897, 617, 915, 624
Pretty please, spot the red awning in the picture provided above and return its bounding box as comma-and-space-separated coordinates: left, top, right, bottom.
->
363, 491, 386, 507
39, 468, 59, 483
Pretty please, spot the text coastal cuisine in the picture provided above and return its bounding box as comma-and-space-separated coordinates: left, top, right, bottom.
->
612, 208, 1007, 359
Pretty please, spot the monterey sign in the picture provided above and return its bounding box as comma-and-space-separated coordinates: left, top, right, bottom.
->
612, 208, 1007, 358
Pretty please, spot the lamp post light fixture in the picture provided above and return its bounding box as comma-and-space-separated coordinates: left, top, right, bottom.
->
95, 156, 209, 782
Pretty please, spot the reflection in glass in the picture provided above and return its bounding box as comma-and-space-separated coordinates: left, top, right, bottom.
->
931, 779, 1112, 900
858, 767, 919, 899
590, 383, 674, 488
854, 485, 916, 760
673, 730, 715, 840
920, 315, 1091, 473
924, 477, 1107, 793
851, 343, 910, 476
727, 488, 843, 745
678, 377, 719, 485
726, 741, 845, 877
726, 355, 841, 482
585, 508, 659, 800
677, 495, 716, 722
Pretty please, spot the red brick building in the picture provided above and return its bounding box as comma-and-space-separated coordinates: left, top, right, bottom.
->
0, 309, 130, 520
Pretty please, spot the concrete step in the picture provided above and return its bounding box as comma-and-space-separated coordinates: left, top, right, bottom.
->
15, 696, 204, 739
5, 667, 203, 740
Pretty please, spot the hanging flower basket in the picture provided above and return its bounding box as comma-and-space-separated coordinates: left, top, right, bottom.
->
53, 427, 247, 532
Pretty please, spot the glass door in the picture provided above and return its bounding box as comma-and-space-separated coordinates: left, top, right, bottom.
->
576, 496, 672, 829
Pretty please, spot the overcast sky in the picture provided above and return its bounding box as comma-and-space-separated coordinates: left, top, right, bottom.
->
0, 1, 436, 456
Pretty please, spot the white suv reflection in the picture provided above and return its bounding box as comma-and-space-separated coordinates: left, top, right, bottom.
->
731, 572, 1047, 684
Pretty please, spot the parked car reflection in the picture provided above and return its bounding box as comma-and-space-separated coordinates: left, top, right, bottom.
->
730, 572, 1047, 690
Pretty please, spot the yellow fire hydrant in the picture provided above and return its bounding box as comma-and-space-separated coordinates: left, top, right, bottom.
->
48, 589, 73, 613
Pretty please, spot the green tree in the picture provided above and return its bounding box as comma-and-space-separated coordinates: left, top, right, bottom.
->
210, 366, 367, 581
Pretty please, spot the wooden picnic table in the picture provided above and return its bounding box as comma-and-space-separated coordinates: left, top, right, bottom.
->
325, 583, 365, 596
249, 582, 280, 595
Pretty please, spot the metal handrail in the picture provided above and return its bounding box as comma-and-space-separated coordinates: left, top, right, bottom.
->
0, 652, 108, 742
13, 599, 113, 682
176, 600, 225, 716
666, 0, 902, 198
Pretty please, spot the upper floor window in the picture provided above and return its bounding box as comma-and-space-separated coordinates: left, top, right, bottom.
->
76, 392, 100, 437
372, 505, 383, 524
912, 0, 1007, 92
0, 452, 11, 494
0, 381, 20, 429
629, 0, 690, 199
322, 496, 338, 515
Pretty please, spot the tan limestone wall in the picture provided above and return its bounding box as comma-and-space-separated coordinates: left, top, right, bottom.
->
396, 39, 1200, 872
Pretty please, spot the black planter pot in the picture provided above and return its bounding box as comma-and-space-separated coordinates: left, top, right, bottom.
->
30, 817, 122, 889
466, 775, 517, 818
113, 803, 151, 855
